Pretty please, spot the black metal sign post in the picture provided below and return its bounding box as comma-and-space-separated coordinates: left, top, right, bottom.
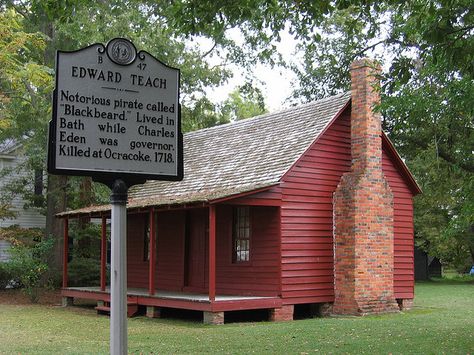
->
48, 38, 183, 355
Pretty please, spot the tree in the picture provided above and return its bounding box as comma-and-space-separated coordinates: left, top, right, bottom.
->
3, 0, 471, 270
153, 0, 474, 269
220, 85, 267, 121
0, 1, 268, 274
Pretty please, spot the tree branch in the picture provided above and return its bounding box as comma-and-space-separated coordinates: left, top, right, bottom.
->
406, 135, 474, 173
353, 39, 386, 58
200, 40, 218, 59
10, 1, 28, 18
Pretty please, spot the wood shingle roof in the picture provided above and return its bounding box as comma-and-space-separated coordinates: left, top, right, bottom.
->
58, 92, 351, 217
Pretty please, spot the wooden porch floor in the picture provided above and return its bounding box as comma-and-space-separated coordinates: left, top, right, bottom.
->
62, 287, 282, 312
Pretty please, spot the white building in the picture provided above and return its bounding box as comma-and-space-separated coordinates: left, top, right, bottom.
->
0, 139, 46, 261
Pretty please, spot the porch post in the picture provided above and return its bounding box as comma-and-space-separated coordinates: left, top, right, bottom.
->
209, 205, 216, 302
62, 217, 69, 288
148, 207, 156, 296
100, 215, 107, 292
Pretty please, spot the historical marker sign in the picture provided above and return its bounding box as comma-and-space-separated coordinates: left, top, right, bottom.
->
48, 38, 183, 183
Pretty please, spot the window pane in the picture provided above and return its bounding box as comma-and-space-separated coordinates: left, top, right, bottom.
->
233, 207, 250, 263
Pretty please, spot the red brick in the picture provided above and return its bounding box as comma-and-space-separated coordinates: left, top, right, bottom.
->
269, 305, 294, 321
397, 298, 413, 311
203, 311, 224, 325
333, 59, 399, 315
146, 306, 162, 318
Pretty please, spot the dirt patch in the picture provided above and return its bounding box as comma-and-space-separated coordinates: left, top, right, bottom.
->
0, 288, 63, 306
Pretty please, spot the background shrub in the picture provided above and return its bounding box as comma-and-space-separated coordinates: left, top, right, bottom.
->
0, 262, 13, 289
8, 238, 54, 302
67, 257, 103, 287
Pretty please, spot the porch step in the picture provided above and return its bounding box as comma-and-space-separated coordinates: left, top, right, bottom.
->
95, 305, 111, 314
95, 302, 139, 317
127, 304, 139, 317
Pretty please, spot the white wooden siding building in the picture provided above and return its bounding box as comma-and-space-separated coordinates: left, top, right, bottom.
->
0, 140, 46, 261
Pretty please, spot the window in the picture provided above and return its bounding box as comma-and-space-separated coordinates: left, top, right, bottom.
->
232, 207, 250, 263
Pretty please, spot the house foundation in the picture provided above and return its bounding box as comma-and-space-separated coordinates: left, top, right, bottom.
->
397, 298, 414, 311
203, 311, 224, 325
146, 306, 162, 318
62, 296, 74, 307
269, 305, 294, 322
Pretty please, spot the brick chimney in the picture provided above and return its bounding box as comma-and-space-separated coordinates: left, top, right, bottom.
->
333, 59, 399, 315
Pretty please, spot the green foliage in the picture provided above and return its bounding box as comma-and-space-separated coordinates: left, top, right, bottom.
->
1, 0, 471, 271
0, 203, 16, 221
67, 257, 103, 287
0, 2, 261, 223
0, 262, 13, 289
156, 0, 474, 268
220, 85, 267, 121
0, 225, 44, 245
0, 8, 52, 216
7, 237, 54, 302
412, 148, 474, 272
69, 220, 102, 259
64, 221, 104, 287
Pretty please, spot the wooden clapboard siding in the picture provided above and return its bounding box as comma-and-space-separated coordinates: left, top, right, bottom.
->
382, 149, 415, 299
127, 214, 149, 288
0, 240, 11, 262
215, 205, 280, 296
278, 107, 415, 305
279, 109, 352, 305
155, 211, 186, 290
127, 206, 279, 296
124, 107, 415, 302
0, 153, 45, 229
228, 187, 282, 206
127, 211, 186, 291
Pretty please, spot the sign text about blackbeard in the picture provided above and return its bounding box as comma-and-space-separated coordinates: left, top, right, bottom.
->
58, 89, 176, 164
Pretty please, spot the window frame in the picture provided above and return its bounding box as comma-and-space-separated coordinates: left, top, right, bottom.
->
232, 206, 251, 264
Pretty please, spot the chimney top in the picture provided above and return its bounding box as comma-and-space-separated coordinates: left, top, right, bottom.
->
349, 58, 383, 174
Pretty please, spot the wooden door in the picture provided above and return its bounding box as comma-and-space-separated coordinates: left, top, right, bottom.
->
184, 209, 208, 292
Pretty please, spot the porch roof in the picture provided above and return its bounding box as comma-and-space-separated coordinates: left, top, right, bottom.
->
56, 182, 277, 217
57, 92, 351, 218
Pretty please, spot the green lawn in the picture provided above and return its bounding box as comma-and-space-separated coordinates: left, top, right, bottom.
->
0, 281, 473, 354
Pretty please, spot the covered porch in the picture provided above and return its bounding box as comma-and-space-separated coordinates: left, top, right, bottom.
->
62, 286, 282, 321
59, 192, 286, 324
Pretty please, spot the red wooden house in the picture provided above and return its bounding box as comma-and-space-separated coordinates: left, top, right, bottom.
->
58, 60, 420, 323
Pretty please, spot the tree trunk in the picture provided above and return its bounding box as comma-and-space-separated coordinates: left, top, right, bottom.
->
45, 174, 68, 275
77, 177, 94, 258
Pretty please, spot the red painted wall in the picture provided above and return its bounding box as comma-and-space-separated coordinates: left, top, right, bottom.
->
278, 107, 415, 305
155, 211, 186, 291
126, 206, 280, 296
127, 214, 149, 288
127, 211, 186, 291
382, 149, 415, 299
216, 205, 280, 296
279, 110, 351, 305
126, 107, 414, 302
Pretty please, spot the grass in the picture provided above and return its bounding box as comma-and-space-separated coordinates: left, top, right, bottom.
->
0, 281, 473, 354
